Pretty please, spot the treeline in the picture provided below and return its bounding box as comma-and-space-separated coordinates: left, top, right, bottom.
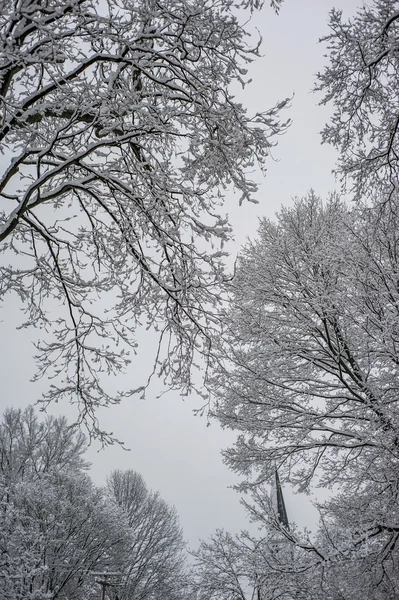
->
4, 402, 395, 600
0, 407, 188, 600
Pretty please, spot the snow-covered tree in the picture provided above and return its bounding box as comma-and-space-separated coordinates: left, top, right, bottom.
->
191, 483, 399, 600
190, 495, 320, 600
107, 469, 188, 600
211, 193, 399, 596
311, 489, 399, 599
0, 408, 189, 600
190, 529, 260, 600
0, 407, 124, 600
0, 472, 124, 600
0, 0, 289, 437
201, 2, 399, 596
214, 194, 399, 489
242, 483, 399, 600
317, 0, 399, 201
0, 406, 88, 481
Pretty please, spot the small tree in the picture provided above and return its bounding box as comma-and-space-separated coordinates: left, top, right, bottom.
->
0, 405, 88, 480
190, 512, 316, 600
190, 529, 259, 600
0, 0, 289, 436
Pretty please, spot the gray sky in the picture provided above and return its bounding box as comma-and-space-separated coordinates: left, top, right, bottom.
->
0, 0, 360, 547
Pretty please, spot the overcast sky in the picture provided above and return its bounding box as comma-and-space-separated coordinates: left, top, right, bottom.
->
0, 0, 361, 548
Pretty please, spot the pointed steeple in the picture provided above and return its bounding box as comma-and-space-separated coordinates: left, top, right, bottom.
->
275, 470, 289, 530
267, 471, 294, 589
270, 469, 290, 530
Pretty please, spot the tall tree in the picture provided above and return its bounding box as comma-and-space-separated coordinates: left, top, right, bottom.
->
207, 2, 399, 596
0, 0, 288, 436
212, 193, 399, 595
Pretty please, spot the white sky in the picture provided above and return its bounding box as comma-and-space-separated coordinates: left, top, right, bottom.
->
0, 0, 360, 547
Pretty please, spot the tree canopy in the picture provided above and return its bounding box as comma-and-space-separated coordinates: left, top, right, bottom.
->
4, 1, 399, 597
0, 0, 289, 437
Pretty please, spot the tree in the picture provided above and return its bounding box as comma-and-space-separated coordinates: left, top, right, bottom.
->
190, 529, 260, 600
191, 483, 399, 600
311, 489, 399, 599
0, 472, 125, 600
0, 0, 289, 437
107, 469, 188, 600
0, 409, 191, 600
0, 407, 125, 600
214, 193, 399, 489
204, 1, 399, 596
211, 193, 399, 595
190, 490, 328, 600
0, 405, 88, 481
317, 0, 399, 202
242, 483, 399, 600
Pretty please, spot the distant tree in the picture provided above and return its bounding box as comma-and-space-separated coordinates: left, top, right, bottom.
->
0, 407, 124, 600
107, 469, 188, 600
190, 529, 260, 600
317, 0, 399, 201
0, 406, 88, 481
190, 500, 323, 600
0, 0, 289, 438
0, 409, 193, 600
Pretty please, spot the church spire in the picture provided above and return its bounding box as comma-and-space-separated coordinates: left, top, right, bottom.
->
275, 470, 289, 530
270, 469, 290, 530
